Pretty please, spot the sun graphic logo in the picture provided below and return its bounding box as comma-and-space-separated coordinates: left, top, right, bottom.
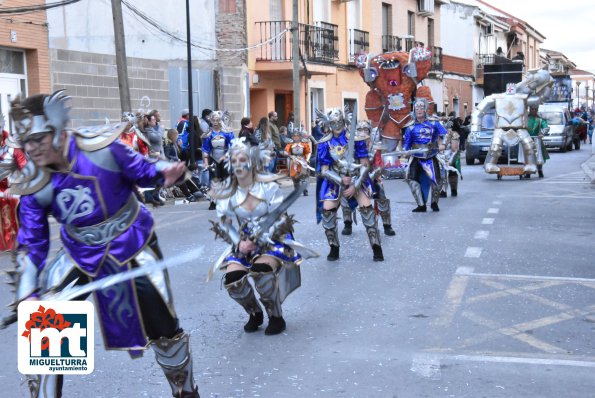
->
18, 301, 94, 375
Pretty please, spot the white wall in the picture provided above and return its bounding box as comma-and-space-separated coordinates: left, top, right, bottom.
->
440, 3, 475, 59
46, 0, 216, 61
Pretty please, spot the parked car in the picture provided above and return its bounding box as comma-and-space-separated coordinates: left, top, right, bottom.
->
538, 103, 578, 152
465, 111, 519, 165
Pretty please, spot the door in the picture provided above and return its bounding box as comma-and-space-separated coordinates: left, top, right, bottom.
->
0, 76, 21, 133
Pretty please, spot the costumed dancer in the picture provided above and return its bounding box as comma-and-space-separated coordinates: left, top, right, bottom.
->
340, 120, 395, 236
120, 112, 150, 156
6, 91, 200, 398
316, 107, 384, 262
202, 110, 234, 210
471, 66, 554, 176
209, 139, 316, 335
403, 98, 447, 212
283, 124, 312, 196
439, 122, 462, 197
527, 105, 549, 178
0, 114, 27, 251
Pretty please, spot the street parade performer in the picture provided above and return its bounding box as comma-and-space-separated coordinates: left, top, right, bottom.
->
527, 105, 549, 178
439, 121, 462, 198
316, 107, 384, 262
209, 138, 317, 335
403, 98, 447, 212
340, 119, 395, 237
471, 66, 553, 176
202, 110, 234, 210
0, 114, 27, 251
283, 124, 312, 196
355, 45, 434, 151
6, 91, 200, 398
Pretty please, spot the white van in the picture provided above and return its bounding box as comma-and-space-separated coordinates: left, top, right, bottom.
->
538, 103, 578, 152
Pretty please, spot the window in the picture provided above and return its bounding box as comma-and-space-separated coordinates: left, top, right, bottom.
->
427, 18, 434, 48
219, 0, 236, 14
382, 3, 392, 37
0, 48, 25, 74
408, 11, 415, 36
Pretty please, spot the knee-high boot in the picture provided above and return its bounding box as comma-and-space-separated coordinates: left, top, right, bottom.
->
484, 143, 503, 173
359, 205, 384, 261
26, 375, 63, 398
448, 172, 458, 196
152, 332, 200, 398
340, 198, 353, 235
322, 208, 340, 260
224, 273, 264, 332
376, 197, 395, 236
252, 271, 286, 335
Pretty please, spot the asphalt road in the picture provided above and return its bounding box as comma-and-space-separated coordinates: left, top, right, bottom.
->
1, 144, 594, 397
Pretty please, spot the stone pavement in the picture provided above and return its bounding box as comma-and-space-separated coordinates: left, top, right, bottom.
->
580, 153, 595, 184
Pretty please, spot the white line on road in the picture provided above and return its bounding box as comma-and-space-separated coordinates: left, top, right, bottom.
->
455, 267, 595, 284
465, 247, 483, 258
411, 354, 442, 379
487, 208, 500, 214
482, 218, 495, 225
448, 354, 595, 368
492, 200, 503, 205
474, 230, 490, 240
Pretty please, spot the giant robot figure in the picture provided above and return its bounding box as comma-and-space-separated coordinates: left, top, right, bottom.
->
471, 67, 554, 175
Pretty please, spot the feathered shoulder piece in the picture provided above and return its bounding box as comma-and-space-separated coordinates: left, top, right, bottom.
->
74, 121, 128, 151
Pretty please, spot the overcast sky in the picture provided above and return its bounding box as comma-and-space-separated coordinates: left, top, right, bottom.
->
488, 0, 595, 72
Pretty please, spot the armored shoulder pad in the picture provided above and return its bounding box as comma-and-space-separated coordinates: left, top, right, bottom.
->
7, 161, 51, 196
317, 134, 332, 144
403, 119, 415, 129
74, 122, 128, 152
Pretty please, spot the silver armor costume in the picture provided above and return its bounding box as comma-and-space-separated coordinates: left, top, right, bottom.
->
471, 67, 554, 175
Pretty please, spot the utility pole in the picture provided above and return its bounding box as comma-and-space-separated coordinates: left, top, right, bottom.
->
111, 0, 131, 114
186, 0, 196, 165
292, 0, 300, 128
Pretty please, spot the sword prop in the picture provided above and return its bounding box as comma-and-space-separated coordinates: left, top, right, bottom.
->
0, 246, 204, 328
287, 154, 315, 172
382, 148, 429, 157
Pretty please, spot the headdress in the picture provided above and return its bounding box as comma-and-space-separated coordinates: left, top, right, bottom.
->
315, 107, 350, 132
210, 110, 231, 130
9, 90, 70, 149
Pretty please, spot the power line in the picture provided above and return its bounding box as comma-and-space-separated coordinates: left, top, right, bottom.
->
121, 0, 288, 53
0, 0, 81, 15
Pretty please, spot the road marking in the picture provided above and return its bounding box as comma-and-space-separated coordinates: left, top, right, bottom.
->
481, 218, 495, 225
454, 268, 595, 284
474, 230, 490, 240
411, 354, 441, 379
432, 270, 472, 328
487, 208, 500, 214
464, 247, 483, 258
440, 353, 595, 368
492, 200, 503, 205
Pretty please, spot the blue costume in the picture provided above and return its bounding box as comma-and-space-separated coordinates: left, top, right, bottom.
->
201, 130, 234, 180
403, 117, 447, 211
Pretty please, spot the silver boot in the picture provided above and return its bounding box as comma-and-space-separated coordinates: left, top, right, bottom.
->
359, 205, 381, 248
406, 180, 425, 207
152, 332, 199, 398
484, 143, 502, 173
321, 208, 340, 248
224, 274, 263, 318
252, 271, 286, 335
26, 375, 63, 398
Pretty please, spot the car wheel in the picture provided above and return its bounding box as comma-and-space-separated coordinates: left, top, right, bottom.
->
560, 143, 567, 153
466, 155, 475, 165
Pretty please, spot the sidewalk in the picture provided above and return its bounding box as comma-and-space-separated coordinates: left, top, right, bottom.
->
580, 145, 595, 184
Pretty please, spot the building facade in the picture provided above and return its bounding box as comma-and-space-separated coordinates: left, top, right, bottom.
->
46, 0, 218, 128
247, 0, 446, 130
0, 0, 51, 132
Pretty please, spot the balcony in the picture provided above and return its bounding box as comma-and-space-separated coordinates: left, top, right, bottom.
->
475, 53, 515, 84
255, 21, 338, 67
349, 28, 370, 62
382, 35, 402, 53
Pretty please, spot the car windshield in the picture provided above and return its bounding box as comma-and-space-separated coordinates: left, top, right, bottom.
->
539, 111, 564, 125
482, 113, 495, 129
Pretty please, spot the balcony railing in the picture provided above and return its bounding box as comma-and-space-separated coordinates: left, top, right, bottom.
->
349, 28, 369, 62
382, 35, 402, 53
255, 20, 338, 64
404, 38, 415, 52
430, 45, 442, 71
476, 53, 514, 67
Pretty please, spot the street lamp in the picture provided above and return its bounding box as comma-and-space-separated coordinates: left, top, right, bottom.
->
443, 99, 449, 115
576, 81, 581, 109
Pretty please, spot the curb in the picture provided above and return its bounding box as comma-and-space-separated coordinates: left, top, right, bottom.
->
580, 154, 595, 184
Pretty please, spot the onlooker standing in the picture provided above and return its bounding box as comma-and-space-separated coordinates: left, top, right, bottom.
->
164, 128, 200, 202
268, 111, 282, 150
144, 114, 165, 205
239, 117, 259, 146
279, 125, 293, 146
255, 116, 276, 173
176, 109, 190, 161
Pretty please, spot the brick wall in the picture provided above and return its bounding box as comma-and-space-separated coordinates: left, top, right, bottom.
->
444, 77, 473, 117
443, 54, 474, 76
50, 49, 170, 128
0, 0, 50, 94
